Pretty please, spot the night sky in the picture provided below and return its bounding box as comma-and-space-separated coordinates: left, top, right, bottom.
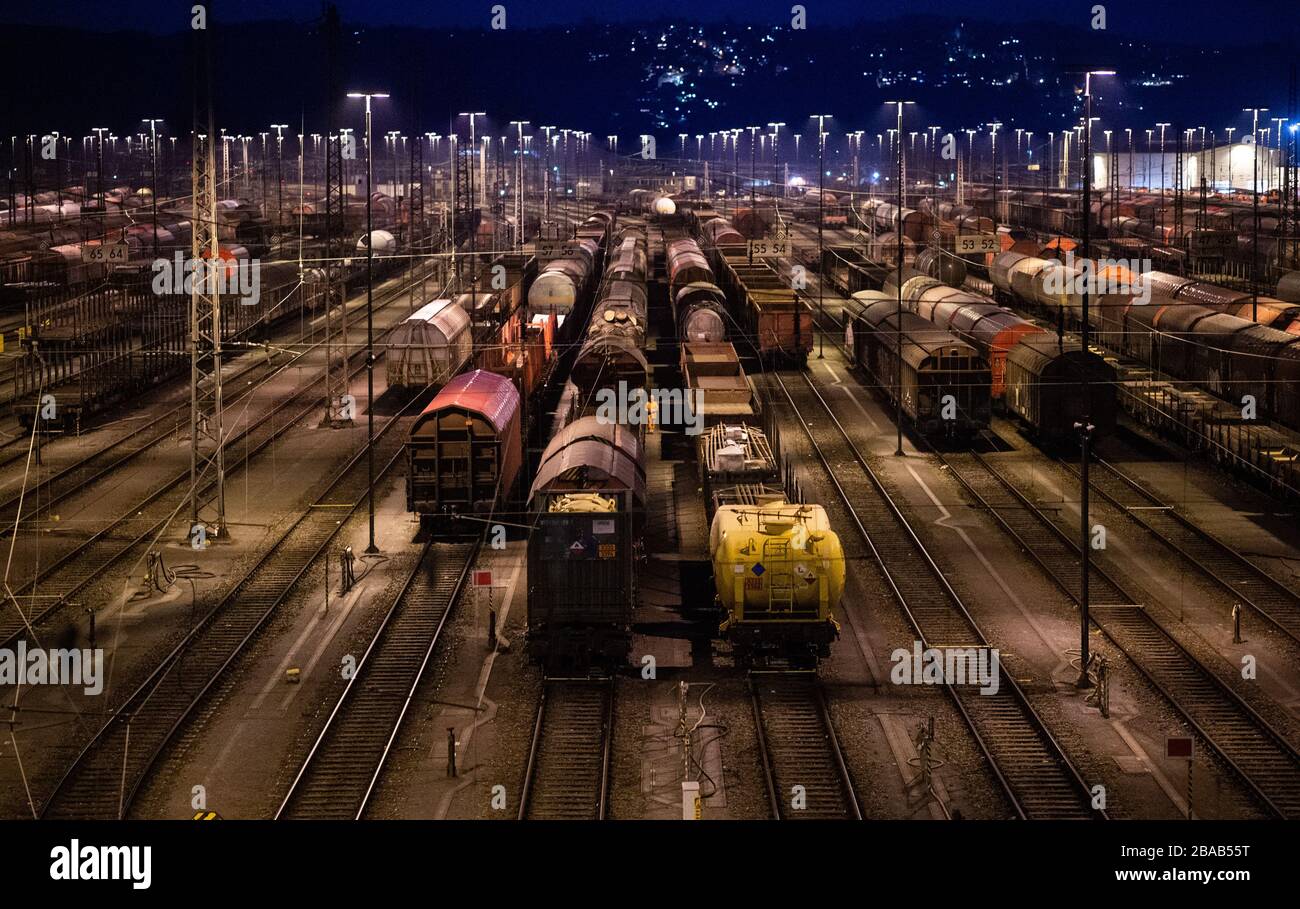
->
0, 0, 1290, 43
0, 1, 1293, 141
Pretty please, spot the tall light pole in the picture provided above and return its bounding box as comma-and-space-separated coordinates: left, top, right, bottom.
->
810, 115, 832, 358
987, 122, 1002, 219
143, 119, 163, 254
1245, 108, 1268, 322
540, 126, 555, 221
928, 125, 941, 200
271, 124, 288, 238
460, 111, 486, 217
768, 122, 785, 196
91, 127, 108, 214
887, 102, 914, 456
347, 90, 389, 554
511, 121, 529, 249
1271, 118, 1288, 195
730, 129, 741, 218
1156, 122, 1170, 238
1125, 128, 1133, 198
385, 130, 400, 199
1076, 69, 1113, 689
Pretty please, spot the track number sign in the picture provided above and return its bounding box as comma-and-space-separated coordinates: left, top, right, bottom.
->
82, 242, 129, 264
748, 238, 790, 257
956, 234, 998, 254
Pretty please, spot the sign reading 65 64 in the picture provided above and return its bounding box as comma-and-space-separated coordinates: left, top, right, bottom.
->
82, 242, 130, 264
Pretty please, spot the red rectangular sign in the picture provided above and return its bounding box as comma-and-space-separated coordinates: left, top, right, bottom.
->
1166, 737, 1194, 759
473, 570, 493, 588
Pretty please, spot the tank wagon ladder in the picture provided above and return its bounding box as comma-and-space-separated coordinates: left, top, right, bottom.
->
762, 537, 795, 612
939, 448, 1300, 819
750, 671, 860, 820
275, 538, 479, 819
774, 370, 1103, 819
1059, 454, 1300, 648
518, 676, 615, 820
38, 404, 421, 820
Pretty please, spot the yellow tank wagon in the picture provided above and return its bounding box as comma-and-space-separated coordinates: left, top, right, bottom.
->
710, 489, 843, 665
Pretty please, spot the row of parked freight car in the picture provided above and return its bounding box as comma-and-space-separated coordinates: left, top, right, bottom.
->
844, 277, 1116, 445
405, 199, 846, 669
989, 251, 1300, 433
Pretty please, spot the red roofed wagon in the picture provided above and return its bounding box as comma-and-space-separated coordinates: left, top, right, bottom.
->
406, 369, 523, 520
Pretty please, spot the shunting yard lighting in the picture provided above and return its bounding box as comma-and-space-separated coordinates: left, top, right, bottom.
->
348, 90, 390, 554
886, 101, 914, 455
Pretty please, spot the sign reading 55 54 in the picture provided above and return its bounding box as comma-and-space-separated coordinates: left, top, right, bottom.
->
748, 238, 789, 257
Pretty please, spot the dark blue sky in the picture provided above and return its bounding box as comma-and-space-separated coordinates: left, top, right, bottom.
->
0, 0, 1289, 44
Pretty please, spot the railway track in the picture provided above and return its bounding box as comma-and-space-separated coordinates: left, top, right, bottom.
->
774, 370, 1103, 819
38, 404, 419, 820
940, 448, 1300, 819
518, 678, 614, 821
751, 673, 860, 819
0, 348, 375, 650
275, 540, 478, 820
1059, 454, 1300, 647
0, 264, 440, 533
0, 271, 438, 650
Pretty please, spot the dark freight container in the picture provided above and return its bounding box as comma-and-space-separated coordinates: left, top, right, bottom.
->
527, 509, 635, 668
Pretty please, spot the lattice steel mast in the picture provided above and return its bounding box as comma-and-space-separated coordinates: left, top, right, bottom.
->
190, 9, 226, 537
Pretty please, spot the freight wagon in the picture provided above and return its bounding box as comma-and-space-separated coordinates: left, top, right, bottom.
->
384, 298, 473, 390
1003, 335, 1118, 445
406, 369, 523, 520
849, 297, 992, 435
526, 416, 644, 670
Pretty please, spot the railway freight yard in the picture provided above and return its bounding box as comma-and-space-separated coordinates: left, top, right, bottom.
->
0, 0, 1297, 892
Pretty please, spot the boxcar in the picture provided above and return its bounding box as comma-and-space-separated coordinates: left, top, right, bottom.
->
527, 416, 645, 670
681, 341, 756, 425
1004, 335, 1117, 445
1185, 312, 1254, 397
1152, 304, 1219, 380
851, 298, 992, 435
715, 254, 812, 362
385, 298, 473, 390
945, 303, 1046, 400
1226, 323, 1296, 419
406, 369, 522, 519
